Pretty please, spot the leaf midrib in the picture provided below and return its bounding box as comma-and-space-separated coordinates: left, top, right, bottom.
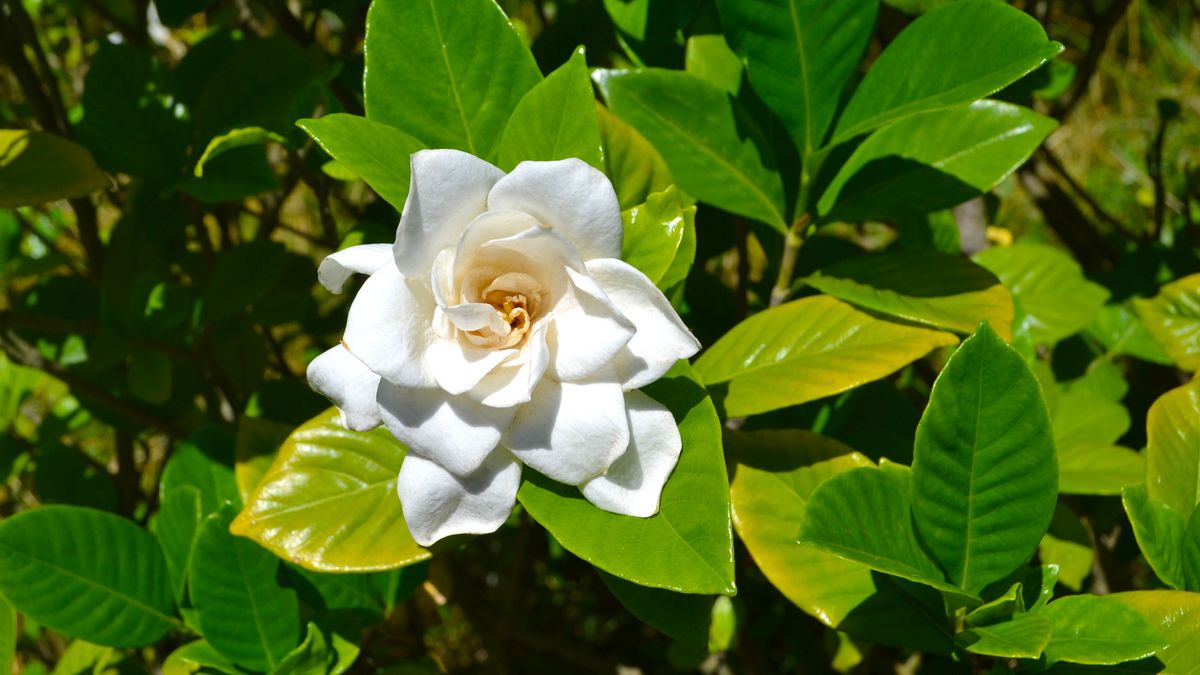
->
428, 0, 476, 154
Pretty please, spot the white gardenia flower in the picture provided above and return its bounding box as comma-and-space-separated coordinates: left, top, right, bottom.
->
307, 150, 701, 546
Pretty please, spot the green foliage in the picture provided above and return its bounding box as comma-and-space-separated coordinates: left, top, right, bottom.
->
0, 131, 106, 207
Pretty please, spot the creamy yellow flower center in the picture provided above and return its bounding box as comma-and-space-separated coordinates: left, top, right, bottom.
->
462, 272, 544, 349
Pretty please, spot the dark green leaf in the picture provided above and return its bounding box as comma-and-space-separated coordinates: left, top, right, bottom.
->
597, 104, 676, 210
155, 486, 203, 604
831, 0, 1062, 143
193, 127, 285, 178
0, 130, 107, 207
600, 571, 711, 654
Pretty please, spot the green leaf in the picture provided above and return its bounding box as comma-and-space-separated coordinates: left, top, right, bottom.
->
603, 0, 691, 66
622, 187, 696, 289
497, 47, 603, 171
818, 101, 1056, 222
1122, 484, 1186, 590
0, 130, 107, 207
1058, 444, 1143, 496
964, 582, 1021, 628
274, 623, 330, 675
190, 505, 300, 671
1087, 303, 1172, 365
1145, 379, 1200, 518
298, 114, 426, 211
957, 613, 1054, 659
830, 0, 1062, 144
0, 506, 176, 647
154, 486, 203, 604
233, 417, 290, 504
911, 323, 1057, 596
597, 105, 676, 210
193, 127, 285, 178
1038, 504, 1094, 592
802, 249, 1014, 339
694, 295, 957, 417
161, 426, 241, 515
599, 571, 711, 654
231, 409, 430, 572
595, 69, 787, 230
799, 462, 972, 600
1053, 387, 1130, 450
717, 0, 878, 156
684, 35, 743, 95
1184, 509, 1200, 592
363, 0, 541, 159
973, 243, 1110, 345
1041, 595, 1166, 666
163, 640, 244, 675
0, 595, 14, 675
1114, 591, 1200, 674
127, 349, 172, 404
729, 430, 956, 653
201, 241, 287, 326
1134, 274, 1200, 371
518, 364, 735, 595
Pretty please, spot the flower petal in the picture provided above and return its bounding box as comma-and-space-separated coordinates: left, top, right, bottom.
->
468, 321, 550, 408
425, 340, 515, 396
394, 150, 505, 277
343, 265, 437, 388
502, 370, 629, 484
580, 390, 681, 517
317, 244, 394, 293
376, 381, 516, 477
431, 248, 508, 334
546, 266, 635, 382
397, 450, 521, 546
585, 258, 701, 390
486, 159, 621, 261
306, 344, 382, 431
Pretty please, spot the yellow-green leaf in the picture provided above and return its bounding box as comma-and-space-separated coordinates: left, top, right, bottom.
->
1134, 274, 1200, 372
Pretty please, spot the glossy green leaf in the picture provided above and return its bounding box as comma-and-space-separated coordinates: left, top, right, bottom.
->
231, 409, 429, 572
831, 0, 1062, 143
1145, 379, 1200, 518
298, 114, 426, 211
596, 104, 676, 210
0, 506, 175, 647
190, 505, 300, 671
1134, 274, 1200, 371
1087, 303, 1172, 365
1122, 484, 1186, 590
1053, 387, 1130, 450
275, 623, 330, 675
599, 571, 711, 653
363, 0, 541, 158
497, 48, 602, 171
819, 101, 1056, 222
717, 0, 878, 155
695, 295, 958, 417
974, 243, 1110, 345
802, 250, 1014, 339
0, 130, 107, 207
518, 364, 735, 595
163, 640, 243, 675
595, 69, 787, 230
1184, 510, 1200, 592
193, 127, 284, 178
0, 595, 14, 675
1114, 591, 1200, 674
912, 323, 1057, 596
729, 430, 956, 653
1058, 444, 1143, 496
958, 613, 1053, 659
799, 462, 972, 600
1041, 595, 1166, 666
622, 187, 696, 289
155, 486, 203, 603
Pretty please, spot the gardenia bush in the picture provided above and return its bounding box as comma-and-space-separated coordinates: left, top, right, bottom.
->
0, 0, 1198, 672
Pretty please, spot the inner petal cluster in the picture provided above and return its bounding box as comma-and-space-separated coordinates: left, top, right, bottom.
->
466, 272, 543, 349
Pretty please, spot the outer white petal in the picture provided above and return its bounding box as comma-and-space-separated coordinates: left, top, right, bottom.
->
425, 340, 515, 396
546, 266, 635, 382
343, 265, 437, 388
468, 321, 550, 408
397, 450, 521, 546
376, 381, 516, 477
486, 159, 621, 261
502, 369, 629, 485
394, 150, 505, 276
585, 258, 701, 390
306, 344, 382, 431
580, 390, 682, 517
317, 244, 394, 293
